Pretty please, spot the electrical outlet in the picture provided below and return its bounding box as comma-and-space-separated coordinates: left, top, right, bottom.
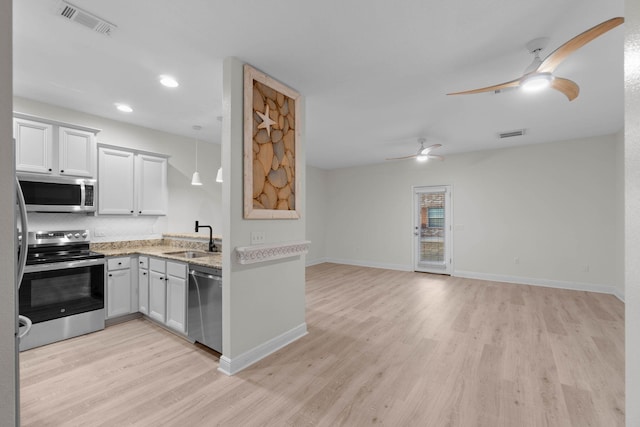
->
251, 231, 265, 245
94, 228, 106, 237
583, 264, 590, 272
514, 257, 520, 265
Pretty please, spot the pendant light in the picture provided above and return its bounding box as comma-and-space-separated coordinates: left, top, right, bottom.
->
191, 125, 203, 186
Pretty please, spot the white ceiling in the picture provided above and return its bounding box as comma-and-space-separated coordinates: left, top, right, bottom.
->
13, 0, 624, 169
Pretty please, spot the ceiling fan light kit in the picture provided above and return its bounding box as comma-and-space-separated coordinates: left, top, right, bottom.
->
447, 17, 624, 101
521, 72, 554, 92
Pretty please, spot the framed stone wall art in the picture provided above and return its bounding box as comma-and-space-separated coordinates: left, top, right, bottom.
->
244, 64, 301, 219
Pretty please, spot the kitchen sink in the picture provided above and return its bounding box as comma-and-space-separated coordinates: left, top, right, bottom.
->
163, 250, 212, 259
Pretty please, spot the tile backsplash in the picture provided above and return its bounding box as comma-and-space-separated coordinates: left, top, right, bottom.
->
27, 212, 168, 242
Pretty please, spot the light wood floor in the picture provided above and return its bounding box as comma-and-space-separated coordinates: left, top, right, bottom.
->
20, 263, 624, 426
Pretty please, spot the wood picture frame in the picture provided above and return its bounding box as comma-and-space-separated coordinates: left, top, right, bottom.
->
243, 64, 301, 219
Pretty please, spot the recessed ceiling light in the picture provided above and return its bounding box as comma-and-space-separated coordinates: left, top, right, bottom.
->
159, 75, 179, 88
115, 103, 133, 113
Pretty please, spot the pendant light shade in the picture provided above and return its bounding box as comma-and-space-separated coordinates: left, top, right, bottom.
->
216, 167, 223, 183
191, 171, 203, 186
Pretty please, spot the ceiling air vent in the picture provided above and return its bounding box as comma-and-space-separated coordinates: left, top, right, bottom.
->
499, 129, 526, 139
57, 1, 116, 36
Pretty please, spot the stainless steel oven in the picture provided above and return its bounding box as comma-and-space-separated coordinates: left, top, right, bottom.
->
18, 230, 105, 351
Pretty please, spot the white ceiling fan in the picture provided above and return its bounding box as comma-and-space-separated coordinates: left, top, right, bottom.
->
447, 17, 624, 101
386, 138, 444, 162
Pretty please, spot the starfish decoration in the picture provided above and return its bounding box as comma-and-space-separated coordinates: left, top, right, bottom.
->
256, 104, 277, 137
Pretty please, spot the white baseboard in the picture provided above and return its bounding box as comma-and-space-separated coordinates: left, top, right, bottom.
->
306, 257, 329, 267
304, 261, 625, 302
454, 270, 625, 302
218, 322, 308, 376
324, 257, 413, 272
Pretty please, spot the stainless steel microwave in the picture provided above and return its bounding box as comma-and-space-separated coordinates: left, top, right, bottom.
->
17, 174, 97, 212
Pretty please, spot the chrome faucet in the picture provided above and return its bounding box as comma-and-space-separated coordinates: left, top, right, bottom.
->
195, 220, 215, 252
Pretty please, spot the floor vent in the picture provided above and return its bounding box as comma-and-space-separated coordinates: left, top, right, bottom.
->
499, 129, 526, 139
57, 1, 116, 36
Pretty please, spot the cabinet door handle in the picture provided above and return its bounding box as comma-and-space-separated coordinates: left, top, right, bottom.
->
143, 272, 147, 276
60, 170, 64, 173
108, 273, 113, 277
48, 168, 52, 172
130, 210, 134, 213
138, 211, 142, 214
165, 277, 169, 281
118, 262, 122, 265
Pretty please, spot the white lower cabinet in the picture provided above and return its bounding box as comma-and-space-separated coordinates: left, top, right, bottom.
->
105, 254, 187, 334
106, 257, 132, 319
148, 257, 187, 334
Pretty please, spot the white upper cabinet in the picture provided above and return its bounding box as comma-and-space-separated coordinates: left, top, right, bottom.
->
14, 114, 99, 177
58, 126, 96, 177
14, 117, 54, 174
98, 145, 168, 216
136, 154, 168, 216
98, 146, 135, 215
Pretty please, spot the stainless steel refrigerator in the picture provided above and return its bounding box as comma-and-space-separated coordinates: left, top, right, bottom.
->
15, 177, 32, 422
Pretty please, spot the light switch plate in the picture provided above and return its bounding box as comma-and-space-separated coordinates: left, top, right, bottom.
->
251, 231, 265, 245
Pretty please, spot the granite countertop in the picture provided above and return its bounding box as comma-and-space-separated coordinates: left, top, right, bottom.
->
92, 238, 222, 269
96, 245, 222, 269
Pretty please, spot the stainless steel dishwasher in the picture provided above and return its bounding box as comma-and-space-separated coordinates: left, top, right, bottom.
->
187, 265, 222, 353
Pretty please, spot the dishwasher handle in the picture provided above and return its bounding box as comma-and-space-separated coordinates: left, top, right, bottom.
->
189, 270, 221, 281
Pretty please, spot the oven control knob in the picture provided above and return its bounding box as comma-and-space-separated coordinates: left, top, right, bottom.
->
82, 232, 88, 238
74, 233, 81, 238
66, 233, 73, 239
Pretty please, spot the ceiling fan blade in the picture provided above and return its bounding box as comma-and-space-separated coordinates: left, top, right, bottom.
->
386, 154, 417, 161
550, 77, 580, 101
537, 17, 624, 74
447, 78, 521, 96
427, 154, 445, 161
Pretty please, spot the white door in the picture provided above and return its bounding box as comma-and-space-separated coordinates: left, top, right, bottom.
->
413, 186, 452, 274
136, 154, 167, 216
148, 270, 166, 323
98, 147, 135, 215
107, 268, 132, 318
165, 275, 186, 334
58, 126, 95, 177
14, 117, 53, 174
138, 267, 149, 315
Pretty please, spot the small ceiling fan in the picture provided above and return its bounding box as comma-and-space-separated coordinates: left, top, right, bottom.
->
386, 138, 444, 162
447, 17, 624, 101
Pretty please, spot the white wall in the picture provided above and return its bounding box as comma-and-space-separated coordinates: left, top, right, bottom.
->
323, 134, 623, 297
0, 0, 16, 423
13, 97, 222, 240
221, 58, 306, 372
625, 0, 640, 423
305, 165, 328, 265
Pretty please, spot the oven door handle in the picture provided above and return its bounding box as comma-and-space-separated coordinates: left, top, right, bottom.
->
24, 258, 105, 273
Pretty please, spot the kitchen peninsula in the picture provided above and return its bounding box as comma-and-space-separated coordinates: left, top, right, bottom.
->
92, 233, 222, 351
